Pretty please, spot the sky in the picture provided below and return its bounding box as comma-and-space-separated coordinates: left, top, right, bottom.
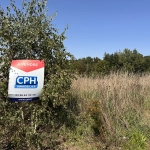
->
1, 0, 150, 59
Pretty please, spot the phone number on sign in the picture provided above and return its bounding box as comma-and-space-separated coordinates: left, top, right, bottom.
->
15, 94, 36, 96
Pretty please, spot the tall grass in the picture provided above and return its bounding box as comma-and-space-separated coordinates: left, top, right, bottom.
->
69, 72, 150, 149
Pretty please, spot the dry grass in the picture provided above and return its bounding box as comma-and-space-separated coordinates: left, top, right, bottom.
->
69, 72, 150, 149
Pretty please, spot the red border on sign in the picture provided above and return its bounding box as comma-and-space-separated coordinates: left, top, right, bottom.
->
11, 60, 44, 72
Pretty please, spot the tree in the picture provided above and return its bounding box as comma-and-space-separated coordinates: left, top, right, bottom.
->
93, 57, 101, 63
103, 51, 121, 72
104, 49, 146, 73
84, 56, 94, 75
118, 49, 145, 73
143, 56, 150, 72
0, 0, 75, 149
95, 60, 109, 75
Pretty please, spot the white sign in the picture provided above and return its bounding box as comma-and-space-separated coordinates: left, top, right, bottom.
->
8, 60, 44, 101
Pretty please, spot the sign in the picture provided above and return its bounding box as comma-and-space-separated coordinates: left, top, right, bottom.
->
8, 60, 44, 101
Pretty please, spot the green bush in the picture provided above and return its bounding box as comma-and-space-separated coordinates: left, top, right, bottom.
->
0, 0, 75, 149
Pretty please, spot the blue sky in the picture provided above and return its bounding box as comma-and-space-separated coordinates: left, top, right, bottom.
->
1, 0, 150, 59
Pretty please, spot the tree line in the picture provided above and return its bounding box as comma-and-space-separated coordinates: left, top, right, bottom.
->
70, 49, 150, 76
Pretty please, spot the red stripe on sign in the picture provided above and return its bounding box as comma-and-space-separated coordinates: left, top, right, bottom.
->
11, 60, 44, 72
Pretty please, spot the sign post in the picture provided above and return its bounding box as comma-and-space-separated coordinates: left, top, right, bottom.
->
8, 60, 44, 101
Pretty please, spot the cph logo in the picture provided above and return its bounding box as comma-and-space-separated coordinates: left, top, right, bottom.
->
15, 76, 38, 88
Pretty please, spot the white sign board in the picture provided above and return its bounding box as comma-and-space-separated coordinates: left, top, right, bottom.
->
8, 60, 44, 101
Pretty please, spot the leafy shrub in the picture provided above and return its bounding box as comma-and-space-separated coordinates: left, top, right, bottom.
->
0, 0, 75, 149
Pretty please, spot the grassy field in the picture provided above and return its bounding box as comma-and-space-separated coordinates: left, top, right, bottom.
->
61, 72, 150, 150
1, 72, 150, 149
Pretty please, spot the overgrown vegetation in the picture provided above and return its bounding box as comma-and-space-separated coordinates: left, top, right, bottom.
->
68, 73, 150, 149
0, 0, 75, 149
0, 0, 150, 149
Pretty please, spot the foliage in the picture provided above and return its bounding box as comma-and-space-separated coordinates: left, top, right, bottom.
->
143, 56, 150, 72
0, 0, 150, 149
118, 49, 145, 73
88, 100, 107, 141
71, 73, 150, 149
95, 60, 109, 75
70, 49, 150, 76
0, 0, 75, 149
124, 130, 147, 150
103, 51, 121, 72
